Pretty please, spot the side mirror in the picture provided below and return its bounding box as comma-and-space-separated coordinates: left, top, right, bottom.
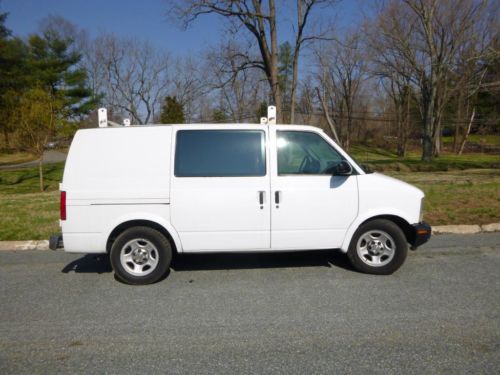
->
332, 160, 353, 176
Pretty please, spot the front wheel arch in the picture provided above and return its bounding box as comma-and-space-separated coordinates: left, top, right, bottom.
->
342, 214, 414, 252
361, 215, 414, 244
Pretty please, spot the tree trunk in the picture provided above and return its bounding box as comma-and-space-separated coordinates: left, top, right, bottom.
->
38, 156, 44, 192
453, 91, 463, 153
433, 116, 442, 157
402, 90, 410, 157
289, 0, 302, 125
458, 107, 475, 155
345, 113, 352, 151
421, 89, 435, 161
396, 106, 404, 158
290, 49, 299, 124
398, 90, 410, 158
316, 87, 340, 144
268, 0, 282, 123
3, 128, 10, 149
422, 134, 433, 161
422, 100, 434, 162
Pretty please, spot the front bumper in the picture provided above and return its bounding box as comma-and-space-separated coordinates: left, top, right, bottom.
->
409, 222, 432, 250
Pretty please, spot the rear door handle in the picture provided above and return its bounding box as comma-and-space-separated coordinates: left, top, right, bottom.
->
259, 191, 265, 205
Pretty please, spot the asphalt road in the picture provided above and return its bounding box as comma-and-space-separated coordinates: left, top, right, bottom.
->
1, 233, 499, 374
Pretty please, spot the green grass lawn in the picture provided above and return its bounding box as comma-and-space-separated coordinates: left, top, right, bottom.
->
386, 169, 500, 225
442, 134, 500, 145
351, 145, 500, 172
0, 163, 62, 240
0, 152, 37, 166
0, 154, 498, 240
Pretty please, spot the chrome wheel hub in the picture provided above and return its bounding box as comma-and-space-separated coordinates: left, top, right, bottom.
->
131, 248, 149, 264
120, 239, 159, 276
356, 230, 396, 267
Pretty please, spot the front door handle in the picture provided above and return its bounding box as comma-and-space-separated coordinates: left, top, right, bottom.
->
275, 191, 281, 204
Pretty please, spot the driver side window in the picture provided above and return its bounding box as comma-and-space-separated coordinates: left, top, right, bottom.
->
277, 131, 343, 175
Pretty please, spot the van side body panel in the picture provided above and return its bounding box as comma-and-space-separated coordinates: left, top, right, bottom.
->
339, 173, 424, 252
62, 126, 173, 253
62, 206, 182, 254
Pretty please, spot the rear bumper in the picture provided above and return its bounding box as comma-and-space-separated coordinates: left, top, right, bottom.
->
49, 234, 64, 250
409, 222, 432, 250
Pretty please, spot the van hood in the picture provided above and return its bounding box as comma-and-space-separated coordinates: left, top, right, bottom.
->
366, 172, 424, 199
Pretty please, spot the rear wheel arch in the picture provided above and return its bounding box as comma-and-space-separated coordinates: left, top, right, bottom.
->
106, 220, 178, 255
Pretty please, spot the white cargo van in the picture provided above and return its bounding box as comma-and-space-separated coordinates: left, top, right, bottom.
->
50, 123, 431, 284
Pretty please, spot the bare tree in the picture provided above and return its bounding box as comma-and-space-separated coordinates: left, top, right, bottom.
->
169, 57, 205, 123
315, 31, 367, 150
172, 1, 338, 124
172, 1, 283, 121
289, 0, 339, 124
367, 0, 491, 161
449, 7, 496, 154
296, 79, 316, 124
83, 35, 171, 124
376, 67, 414, 157
204, 40, 266, 122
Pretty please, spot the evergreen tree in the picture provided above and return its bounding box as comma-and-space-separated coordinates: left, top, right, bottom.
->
0, 12, 27, 148
160, 96, 185, 124
256, 102, 268, 122
26, 30, 97, 119
0, 11, 10, 38
212, 107, 228, 122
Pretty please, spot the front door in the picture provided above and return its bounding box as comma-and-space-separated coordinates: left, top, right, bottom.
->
171, 128, 270, 251
270, 128, 358, 250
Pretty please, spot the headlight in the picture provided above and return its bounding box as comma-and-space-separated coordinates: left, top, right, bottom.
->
419, 198, 425, 222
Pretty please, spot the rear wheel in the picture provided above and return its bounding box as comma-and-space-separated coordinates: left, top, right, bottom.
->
110, 226, 172, 285
347, 219, 408, 275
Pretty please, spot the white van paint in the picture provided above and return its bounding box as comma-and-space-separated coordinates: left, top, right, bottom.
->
59, 123, 426, 257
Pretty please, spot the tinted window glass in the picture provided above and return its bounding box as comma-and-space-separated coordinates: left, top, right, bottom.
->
277, 131, 343, 175
175, 130, 266, 177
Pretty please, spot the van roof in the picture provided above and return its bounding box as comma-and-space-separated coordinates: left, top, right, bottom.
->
86, 123, 324, 132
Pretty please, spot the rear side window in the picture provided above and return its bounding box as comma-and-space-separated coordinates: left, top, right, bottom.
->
175, 130, 266, 177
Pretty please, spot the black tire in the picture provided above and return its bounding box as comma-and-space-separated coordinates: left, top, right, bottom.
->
347, 219, 408, 275
110, 226, 172, 285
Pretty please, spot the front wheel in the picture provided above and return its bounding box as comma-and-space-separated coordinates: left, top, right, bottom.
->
347, 219, 408, 275
110, 226, 172, 285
